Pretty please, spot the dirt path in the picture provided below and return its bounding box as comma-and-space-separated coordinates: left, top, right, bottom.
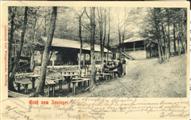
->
77, 55, 186, 97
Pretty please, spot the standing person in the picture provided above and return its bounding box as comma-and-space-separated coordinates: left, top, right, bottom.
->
117, 58, 123, 77
102, 60, 109, 73
112, 60, 118, 78
122, 58, 126, 75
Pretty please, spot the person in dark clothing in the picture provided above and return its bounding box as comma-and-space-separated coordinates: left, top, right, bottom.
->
117, 58, 123, 77
122, 58, 126, 75
102, 60, 109, 73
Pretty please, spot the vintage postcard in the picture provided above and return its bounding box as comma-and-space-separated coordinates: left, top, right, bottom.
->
0, 1, 190, 120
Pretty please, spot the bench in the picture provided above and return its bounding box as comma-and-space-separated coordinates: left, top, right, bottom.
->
71, 78, 90, 95
97, 72, 112, 81
15, 79, 31, 94
46, 80, 56, 97
52, 78, 64, 91
8, 90, 29, 97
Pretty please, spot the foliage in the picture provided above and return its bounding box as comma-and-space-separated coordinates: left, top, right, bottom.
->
141, 8, 186, 63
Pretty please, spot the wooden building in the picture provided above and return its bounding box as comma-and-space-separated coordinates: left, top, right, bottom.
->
35, 37, 111, 66
145, 40, 159, 58
116, 37, 147, 60
119, 38, 146, 52
115, 37, 161, 59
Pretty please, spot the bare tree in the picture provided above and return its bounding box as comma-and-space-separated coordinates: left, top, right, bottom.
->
103, 9, 107, 59
173, 23, 177, 54
117, 16, 122, 58
143, 8, 186, 63
107, 9, 111, 61
8, 7, 16, 91
9, 7, 28, 90
166, 9, 171, 58
90, 7, 96, 89
77, 8, 86, 76
35, 7, 57, 96
153, 9, 163, 63
29, 8, 38, 72
97, 8, 104, 65
121, 8, 127, 51
117, 8, 128, 57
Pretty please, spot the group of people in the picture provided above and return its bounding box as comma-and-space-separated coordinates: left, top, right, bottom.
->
102, 58, 127, 78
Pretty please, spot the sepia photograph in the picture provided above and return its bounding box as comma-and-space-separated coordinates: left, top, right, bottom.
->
1, 1, 189, 120
7, 6, 187, 98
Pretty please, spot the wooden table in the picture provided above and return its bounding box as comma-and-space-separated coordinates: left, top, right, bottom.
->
46, 80, 56, 97
62, 74, 78, 92
51, 78, 64, 91
98, 72, 112, 80
15, 79, 31, 94
71, 78, 90, 95
28, 74, 40, 89
112, 69, 118, 78
107, 71, 115, 78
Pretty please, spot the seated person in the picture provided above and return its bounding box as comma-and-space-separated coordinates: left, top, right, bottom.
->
102, 60, 109, 73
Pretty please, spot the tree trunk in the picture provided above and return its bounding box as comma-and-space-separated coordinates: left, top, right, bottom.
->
35, 7, 57, 96
157, 36, 163, 63
122, 33, 125, 52
167, 25, 171, 57
107, 9, 110, 61
161, 23, 169, 60
167, 9, 171, 57
178, 23, 185, 55
154, 9, 163, 63
118, 30, 121, 58
183, 9, 187, 52
179, 32, 185, 54
30, 12, 38, 72
173, 23, 177, 54
44, 15, 47, 36
103, 9, 107, 61
179, 19, 186, 53
79, 16, 82, 76
30, 53, 35, 72
40, 51, 43, 65
99, 20, 104, 66
9, 7, 28, 91
157, 41, 162, 62
177, 32, 181, 56
90, 7, 96, 89
8, 7, 16, 91
97, 8, 104, 66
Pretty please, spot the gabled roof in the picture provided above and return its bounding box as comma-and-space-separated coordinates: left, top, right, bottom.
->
41, 37, 110, 52
123, 36, 146, 43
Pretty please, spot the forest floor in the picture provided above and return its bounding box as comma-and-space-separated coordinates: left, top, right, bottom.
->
76, 55, 187, 97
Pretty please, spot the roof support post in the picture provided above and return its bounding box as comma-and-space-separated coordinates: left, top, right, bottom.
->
133, 42, 136, 51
